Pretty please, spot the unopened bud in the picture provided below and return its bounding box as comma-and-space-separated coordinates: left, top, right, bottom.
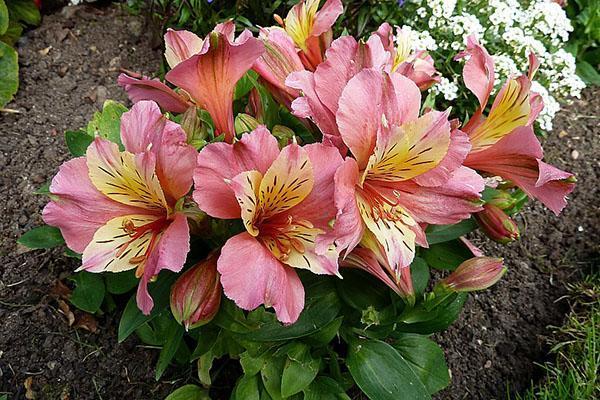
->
441, 257, 506, 292
272, 125, 295, 147
181, 107, 208, 147
170, 254, 221, 330
475, 204, 520, 244
235, 113, 260, 135
487, 191, 516, 210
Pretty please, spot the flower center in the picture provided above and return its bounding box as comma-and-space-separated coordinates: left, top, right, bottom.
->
259, 216, 315, 262
357, 181, 404, 222
117, 216, 169, 278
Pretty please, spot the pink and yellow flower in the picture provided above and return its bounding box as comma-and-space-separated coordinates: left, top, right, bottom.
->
193, 127, 343, 323
120, 22, 264, 144
275, 0, 343, 70
293, 63, 484, 275
43, 101, 197, 314
457, 36, 575, 215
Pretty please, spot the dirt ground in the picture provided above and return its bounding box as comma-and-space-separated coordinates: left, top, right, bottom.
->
0, 5, 598, 400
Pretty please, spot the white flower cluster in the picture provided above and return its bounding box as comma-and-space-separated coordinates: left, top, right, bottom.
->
400, 0, 585, 131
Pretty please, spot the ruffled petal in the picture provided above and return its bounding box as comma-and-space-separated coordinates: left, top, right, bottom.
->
218, 232, 305, 324
117, 74, 192, 114
164, 29, 206, 69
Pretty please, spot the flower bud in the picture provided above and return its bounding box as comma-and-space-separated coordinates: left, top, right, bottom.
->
272, 125, 295, 147
170, 254, 221, 330
235, 113, 260, 135
487, 191, 516, 210
441, 257, 506, 292
475, 204, 520, 244
181, 107, 208, 146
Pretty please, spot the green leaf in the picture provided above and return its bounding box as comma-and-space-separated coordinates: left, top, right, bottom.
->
34, 182, 50, 195
410, 257, 430, 297
261, 356, 286, 399
235, 70, 257, 100
18, 225, 64, 249
117, 271, 177, 342
0, 41, 18, 107
6, 0, 40, 26
397, 293, 467, 334
241, 351, 269, 376
69, 271, 106, 313
0, 0, 8, 35
303, 377, 350, 400
105, 270, 139, 295
233, 374, 261, 400
336, 269, 389, 311
86, 100, 128, 148
392, 334, 450, 394
576, 60, 600, 85
425, 219, 477, 245
305, 316, 343, 345
0, 19, 23, 46
243, 280, 341, 341
281, 345, 320, 397
65, 130, 94, 157
164, 385, 209, 400
347, 338, 430, 400
156, 319, 184, 380
421, 240, 472, 270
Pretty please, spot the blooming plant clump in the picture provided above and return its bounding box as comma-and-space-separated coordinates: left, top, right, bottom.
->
22, 0, 576, 398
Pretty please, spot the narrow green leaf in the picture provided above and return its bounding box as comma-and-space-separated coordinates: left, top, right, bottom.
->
155, 320, 184, 380
164, 384, 209, 400
576, 60, 600, 85
410, 257, 430, 297
392, 334, 450, 394
261, 356, 286, 400
34, 182, 50, 195
6, 0, 40, 26
425, 219, 477, 245
18, 225, 64, 249
0, 41, 18, 107
104, 270, 139, 295
69, 271, 106, 313
421, 240, 472, 270
347, 338, 431, 400
65, 130, 94, 157
117, 271, 177, 342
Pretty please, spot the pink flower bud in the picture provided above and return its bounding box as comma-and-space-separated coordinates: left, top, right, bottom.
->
442, 257, 506, 292
475, 204, 520, 244
170, 254, 222, 330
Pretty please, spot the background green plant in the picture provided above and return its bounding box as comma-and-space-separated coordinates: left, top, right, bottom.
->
565, 0, 600, 85
0, 0, 40, 108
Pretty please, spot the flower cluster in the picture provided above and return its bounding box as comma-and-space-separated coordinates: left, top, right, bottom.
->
43, 0, 575, 326
397, 0, 585, 130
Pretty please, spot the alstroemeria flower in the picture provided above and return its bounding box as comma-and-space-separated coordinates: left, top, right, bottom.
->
253, 27, 305, 108
43, 101, 197, 314
375, 23, 440, 90
193, 127, 343, 323
120, 22, 264, 144
276, 0, 343, 70
457, 36, 575, 215
166, 23, 264, 143
309, 69, 484, 273
286, 33, 390, 150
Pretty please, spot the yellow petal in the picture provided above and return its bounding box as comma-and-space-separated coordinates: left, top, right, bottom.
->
259, 145, 314, 219
357, 194, 417, 271
285, 0, 320, 50
231, 170, 263, 237
87, 139, 168, 211
469, 77, 531, 152
81, 214, 162, 274
363, 112, 450, 183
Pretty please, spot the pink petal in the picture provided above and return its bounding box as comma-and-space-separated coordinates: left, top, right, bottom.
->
414, 128, 471, 187
42, 158, 146, 253
393, 166, 485, 225
455, 35, 495, 109
312, 0, 343, 37
166, 30, 265, 143
193, 126, 280, 219
117, 74, 191, 114
465, 126, 574, 215
136, 212, 191, 315
214, 20, 236, 42
387, 72, 421, 125
218, 232, 305, 324
342, 247, 403, 296
315, 158, 363, 256
164, 29, 206, 69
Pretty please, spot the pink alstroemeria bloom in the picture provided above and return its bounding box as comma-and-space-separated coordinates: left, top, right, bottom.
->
457, 36, 575, 215
286, 33, 390, 150
276, 0, 343, 70
375, 23, 440, 90
253, 27, 305, 108
166, 22, 265, 143
193, 127, 343, 323
303, 68, 484, 274
43, 101, 197, 315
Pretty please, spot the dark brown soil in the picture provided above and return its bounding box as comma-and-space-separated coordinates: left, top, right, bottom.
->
0, 4, 598, 400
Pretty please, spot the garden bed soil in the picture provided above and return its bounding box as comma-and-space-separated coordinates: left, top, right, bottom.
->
1, 5, 598, 400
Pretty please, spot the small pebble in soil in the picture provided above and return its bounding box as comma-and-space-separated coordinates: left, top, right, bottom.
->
571, 149, 579, 159
484, 360, 492, 369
